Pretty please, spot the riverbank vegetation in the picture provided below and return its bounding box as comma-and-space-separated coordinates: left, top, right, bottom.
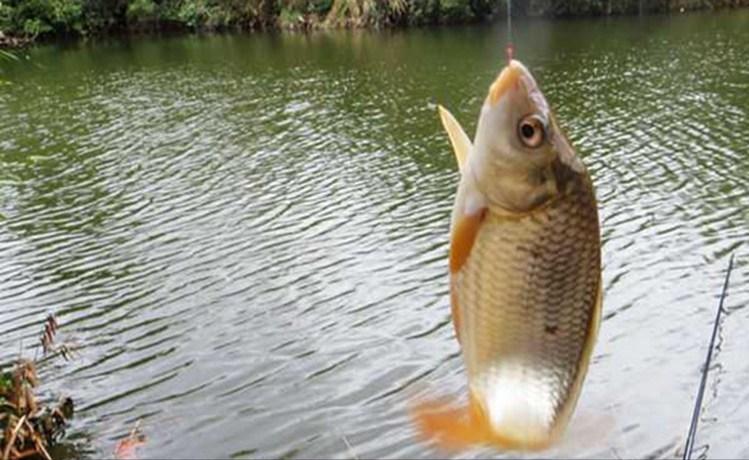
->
1, 0, 748, 46
0, 316, 74, 460
0, 0, 483, 40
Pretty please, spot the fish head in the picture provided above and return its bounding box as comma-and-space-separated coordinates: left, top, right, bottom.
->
470, 59, 583, 213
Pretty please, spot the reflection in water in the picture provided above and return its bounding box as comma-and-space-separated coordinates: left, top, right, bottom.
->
1, 10, 748, 459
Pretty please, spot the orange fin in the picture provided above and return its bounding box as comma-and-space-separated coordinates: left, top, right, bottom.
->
411, 393, 554, 453
411, 396, 489, 452
448, 208, 486, 343
449, 209, 486, 274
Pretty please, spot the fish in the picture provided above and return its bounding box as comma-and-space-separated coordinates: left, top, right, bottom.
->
412, 59, 602, 451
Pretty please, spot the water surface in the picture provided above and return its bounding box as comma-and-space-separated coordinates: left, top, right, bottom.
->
1, 10, 748, 459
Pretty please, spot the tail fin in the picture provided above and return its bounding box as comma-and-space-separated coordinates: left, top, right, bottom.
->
410, 392, 555, 452
410, 395, 489, 451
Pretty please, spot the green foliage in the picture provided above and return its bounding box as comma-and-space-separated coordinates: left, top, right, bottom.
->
171, 0, 199, 27
2, 0, 84, 37
323, 0, 419, 27
127, 0, 157, 23
51, 0, 84, 32
0, 372, 11, 392
311, 0, 334, 14
439, 0, 473, 22
407, 0, 439, 24
22, 17, 47, 35
1, 1, 13, 31
173, 0, 273, 30
279, 5, 303, 27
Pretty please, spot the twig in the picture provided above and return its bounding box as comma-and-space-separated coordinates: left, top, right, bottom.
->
24, 419, 51, 460
32, 433, 52, 460
682, 254, 735, 460
2, 414, 27, 460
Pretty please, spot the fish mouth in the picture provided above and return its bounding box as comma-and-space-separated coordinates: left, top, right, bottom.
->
486, 60, 542, 111
487, 60, 525, 106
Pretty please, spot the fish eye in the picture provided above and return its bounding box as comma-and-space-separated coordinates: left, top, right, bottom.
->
518, 115, 545, 148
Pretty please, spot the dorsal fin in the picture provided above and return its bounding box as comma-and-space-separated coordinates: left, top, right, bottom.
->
438, 105, 472, 171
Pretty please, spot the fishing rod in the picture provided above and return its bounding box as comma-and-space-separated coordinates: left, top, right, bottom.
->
682, 253, 735, 460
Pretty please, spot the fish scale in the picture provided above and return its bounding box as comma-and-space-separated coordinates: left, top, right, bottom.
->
455, 176, 600, 437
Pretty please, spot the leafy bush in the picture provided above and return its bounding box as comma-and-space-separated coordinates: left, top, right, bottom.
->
1, 0, 83, 37
127, 0, 156, 23
22, 16, 48, 35
50, 0, 84, 32
279, 5, 304, 27
177, 0, 209, 28
439, 0, 473, 22
0, 2, 12, 31
407, 0, 440, 25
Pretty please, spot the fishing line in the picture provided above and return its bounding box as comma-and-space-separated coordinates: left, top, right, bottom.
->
505, 0, 513, 62
682, 253, 735, 460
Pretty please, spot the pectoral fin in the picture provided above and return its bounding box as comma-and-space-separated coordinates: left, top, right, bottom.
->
449, 209, 486, 274
438, 105, 472, 171
448, 208, 486, 343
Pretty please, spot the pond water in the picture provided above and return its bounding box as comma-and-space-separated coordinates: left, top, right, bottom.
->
1, 9, 748, 459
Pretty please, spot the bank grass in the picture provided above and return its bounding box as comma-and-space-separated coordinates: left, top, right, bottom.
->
0, 315, 74, 460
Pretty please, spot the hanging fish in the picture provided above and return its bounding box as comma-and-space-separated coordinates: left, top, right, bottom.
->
413, 59, 602, 451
